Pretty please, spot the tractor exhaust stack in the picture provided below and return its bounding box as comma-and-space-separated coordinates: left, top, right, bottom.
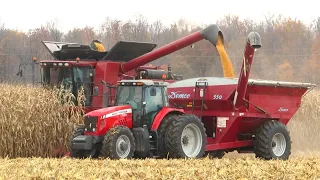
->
233, 31, 261, 110
120, 24, 223, 73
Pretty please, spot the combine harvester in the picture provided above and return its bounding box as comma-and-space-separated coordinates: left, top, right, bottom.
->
33, 38, 183, 112
69, 24, 316, 160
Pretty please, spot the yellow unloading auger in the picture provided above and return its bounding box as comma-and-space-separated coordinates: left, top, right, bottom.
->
215, 33, 235, 78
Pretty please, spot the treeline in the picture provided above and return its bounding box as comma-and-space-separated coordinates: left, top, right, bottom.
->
1, 13, 320, 84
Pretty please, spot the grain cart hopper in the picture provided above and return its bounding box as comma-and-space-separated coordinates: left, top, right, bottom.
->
166, 31, 316, 160
68, 24, 226, 159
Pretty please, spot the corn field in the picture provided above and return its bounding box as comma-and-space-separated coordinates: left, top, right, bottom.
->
0, 83, 85, 158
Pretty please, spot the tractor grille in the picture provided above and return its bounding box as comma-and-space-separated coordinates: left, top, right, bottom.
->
84, 116, 98, 132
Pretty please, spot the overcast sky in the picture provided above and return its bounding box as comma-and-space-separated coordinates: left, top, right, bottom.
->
0, 0, 319, 32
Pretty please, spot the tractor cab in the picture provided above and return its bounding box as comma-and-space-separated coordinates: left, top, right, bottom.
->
114, 80, 169, 128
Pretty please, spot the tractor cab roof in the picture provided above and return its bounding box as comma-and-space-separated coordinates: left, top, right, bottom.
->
117, 79, 169, 86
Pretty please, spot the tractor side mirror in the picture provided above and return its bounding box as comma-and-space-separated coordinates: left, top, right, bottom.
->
150, 87, 156, 96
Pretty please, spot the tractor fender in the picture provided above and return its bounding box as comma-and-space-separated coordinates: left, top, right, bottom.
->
151, 107, 185, 131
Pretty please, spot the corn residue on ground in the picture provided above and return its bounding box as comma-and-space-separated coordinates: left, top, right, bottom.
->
0, 156, 319, 180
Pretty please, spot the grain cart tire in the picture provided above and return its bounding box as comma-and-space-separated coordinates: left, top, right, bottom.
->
166, 114, 206, 159
253, 120, 291, 160
69, 125, 85, 158
100, 125, 135, 159
157, 114, 179, 158
205, 150, 225, 159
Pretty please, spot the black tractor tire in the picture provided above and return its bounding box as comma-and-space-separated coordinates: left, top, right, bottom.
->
69, 125, 85, 158
253, 120, 291, 160
157, 114, 179, 158
165, 114, 207, 159
205, 150, 225, 159
100, 125, 135, 159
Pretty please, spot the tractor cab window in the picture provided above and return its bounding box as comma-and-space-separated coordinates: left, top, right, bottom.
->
115, 86, 143, 110
143, 86, 164, 127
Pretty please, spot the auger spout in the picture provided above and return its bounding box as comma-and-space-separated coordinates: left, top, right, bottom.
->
233, 32, 262, 110
120, 24, 223, 73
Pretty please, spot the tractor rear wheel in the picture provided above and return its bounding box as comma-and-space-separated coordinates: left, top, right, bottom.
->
157, 114, 179, 158
69, 125, 85, 158
100, 125, 135, 159
166, 114, 206, 159
253, 120, 291, 160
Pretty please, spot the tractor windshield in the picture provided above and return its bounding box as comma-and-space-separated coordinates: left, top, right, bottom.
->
115, 86, 143, 110
41, 66, 93, 106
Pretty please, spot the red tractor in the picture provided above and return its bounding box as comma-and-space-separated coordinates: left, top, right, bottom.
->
70, 79, 195, 159
69, 26, 316, 160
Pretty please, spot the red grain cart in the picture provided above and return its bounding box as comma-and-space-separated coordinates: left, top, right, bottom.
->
167, 32, 316, 160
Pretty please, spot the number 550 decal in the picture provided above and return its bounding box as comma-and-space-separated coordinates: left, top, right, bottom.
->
213, 94, 223, 99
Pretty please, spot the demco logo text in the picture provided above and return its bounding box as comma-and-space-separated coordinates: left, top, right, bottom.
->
168, 91, 191, 99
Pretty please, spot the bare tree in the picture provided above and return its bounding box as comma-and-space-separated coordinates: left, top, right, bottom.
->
46, 19, 64, 42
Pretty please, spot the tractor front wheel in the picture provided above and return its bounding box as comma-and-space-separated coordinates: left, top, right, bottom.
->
69, 125, 85, 158
253, 120, 291, 160
100, 125, 135, 159
166, 114, 206, 159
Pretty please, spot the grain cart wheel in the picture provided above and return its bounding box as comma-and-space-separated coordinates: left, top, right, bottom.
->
166, 114, 206, 159
157, 114, 179, 158
253, 120, 291, 160
69, 125, 85, 158
100, 125, 135, 159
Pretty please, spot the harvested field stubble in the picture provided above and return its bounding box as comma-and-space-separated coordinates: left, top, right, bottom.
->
0, 83, 84, 158
0, 157, 320, 179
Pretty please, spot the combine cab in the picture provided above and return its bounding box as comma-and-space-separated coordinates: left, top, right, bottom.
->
69, 27, 316, 160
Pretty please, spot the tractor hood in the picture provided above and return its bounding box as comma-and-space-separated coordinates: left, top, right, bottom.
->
85, 105, 132, 119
